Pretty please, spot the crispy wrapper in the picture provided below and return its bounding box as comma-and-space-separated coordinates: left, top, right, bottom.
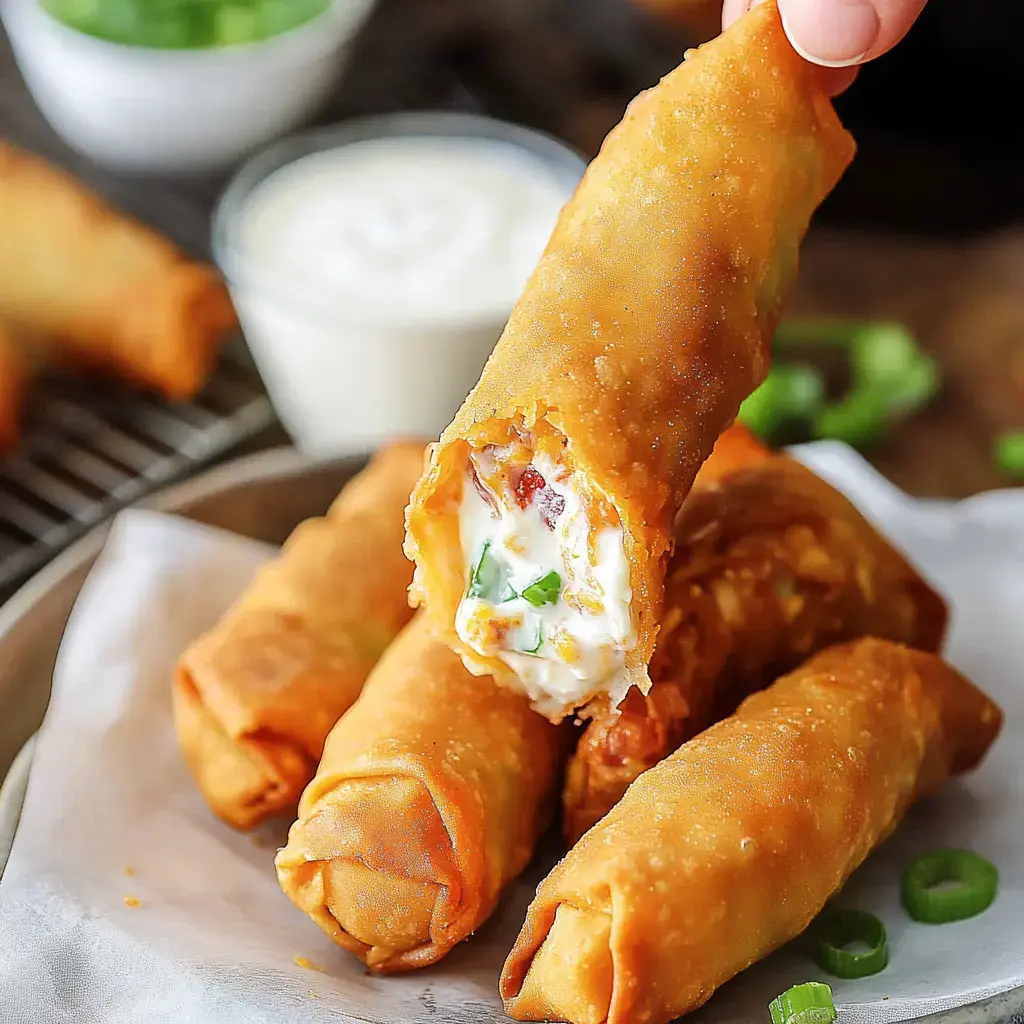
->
563, 427, 948, 843
173, 442, 424, 830
275, 615, 562, 972
0, 143, 236, 399
502, 639, 1003, 1024
405, 2, 855, 702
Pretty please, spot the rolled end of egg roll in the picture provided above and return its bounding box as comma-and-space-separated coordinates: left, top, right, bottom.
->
562, 438, 949, 843
405, 0, 856, 721
173, 441, 424, 830
503, 639, 1002, 1024
0, 142, 237, 400
275, 615, 563, 973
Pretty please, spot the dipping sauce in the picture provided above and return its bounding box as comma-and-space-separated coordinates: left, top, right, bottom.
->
237, 136, 572, 322
220, 121, 584, 457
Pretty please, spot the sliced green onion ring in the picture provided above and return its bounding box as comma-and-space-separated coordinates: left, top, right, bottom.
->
522, 570, 562, 607
814, 909, 888, 978
769, 981, 836, 1024
902, 849, 998, 923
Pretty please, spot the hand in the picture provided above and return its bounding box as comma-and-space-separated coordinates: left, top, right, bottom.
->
723, 0, 927, 94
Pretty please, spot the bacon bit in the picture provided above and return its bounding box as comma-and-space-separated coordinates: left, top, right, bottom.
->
511, 465, 566, 529
535, 487, 566, 529
513, 465, 547, 510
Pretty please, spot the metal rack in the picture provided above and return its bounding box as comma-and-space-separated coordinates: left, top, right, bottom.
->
0, 346, 276, 595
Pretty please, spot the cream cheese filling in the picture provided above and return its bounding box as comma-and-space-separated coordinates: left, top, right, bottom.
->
455, 448, 634, 717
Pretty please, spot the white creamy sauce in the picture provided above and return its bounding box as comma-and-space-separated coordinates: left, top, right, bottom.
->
455, 451, 634, 716
237, 135, 570, 320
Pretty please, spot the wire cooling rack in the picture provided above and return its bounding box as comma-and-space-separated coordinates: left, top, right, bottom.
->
0, 345, 276, 596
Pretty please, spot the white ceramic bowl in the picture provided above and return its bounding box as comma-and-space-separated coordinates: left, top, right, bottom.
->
213, 113, 587, 458
0, 0, 377, 174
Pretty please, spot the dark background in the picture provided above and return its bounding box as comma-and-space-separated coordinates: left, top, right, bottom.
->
2, 0, 1022, 500
335, 0, 1024, 238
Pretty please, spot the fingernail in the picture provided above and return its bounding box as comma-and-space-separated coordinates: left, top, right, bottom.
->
780, 0, 879, 67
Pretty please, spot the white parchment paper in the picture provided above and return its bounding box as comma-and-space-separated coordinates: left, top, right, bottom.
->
0, 443, 1022, 1024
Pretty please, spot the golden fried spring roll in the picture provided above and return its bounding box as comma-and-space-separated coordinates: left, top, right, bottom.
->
405, 2, 855, 721
0, 143, 236, 399
563, 426, 948, 843
503, 639, 1002, 1024
173, 442, 424, 830
275, 615, 562, 972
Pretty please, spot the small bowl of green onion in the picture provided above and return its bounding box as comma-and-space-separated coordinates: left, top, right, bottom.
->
0, 0, 377, 173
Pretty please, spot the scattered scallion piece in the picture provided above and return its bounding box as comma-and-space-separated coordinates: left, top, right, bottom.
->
814, 909, 888, 978
522, 570, 562, 607
741, 318, 939, 449
994, 431, 1024, 478
902, 850, 998, 923
769, 982, 836, 1024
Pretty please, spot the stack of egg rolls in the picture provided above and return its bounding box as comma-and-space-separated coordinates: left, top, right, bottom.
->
405, 0, 856, 714
0, 142, 236, 403
275, 615, 563, 972
503, 639, 1003, 1024
173, 441, 424, 829
563, 425, 948, 842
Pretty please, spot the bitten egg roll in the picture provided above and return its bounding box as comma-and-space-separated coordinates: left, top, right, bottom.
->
0, 142, 236, 399
405, 2, 855, 720
502, 639, 1002, 1024
275, 615, 562, 972
173, 442, 424, 830
563, 426, 948, 843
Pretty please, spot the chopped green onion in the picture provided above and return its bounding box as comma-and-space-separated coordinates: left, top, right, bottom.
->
814, 909, 888, 978
739, 364, 825, 440
748, 318, 939, 448
522, 570, 562, 607
902, 850, 998, 923
769, 982, 836, 1024
467, 543, 516, 603
994, 431, 1024, 478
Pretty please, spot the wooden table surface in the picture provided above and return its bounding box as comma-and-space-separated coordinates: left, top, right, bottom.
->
2, 3, 1022, 500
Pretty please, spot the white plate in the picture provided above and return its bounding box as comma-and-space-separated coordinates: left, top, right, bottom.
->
0, 446, 1021, 1024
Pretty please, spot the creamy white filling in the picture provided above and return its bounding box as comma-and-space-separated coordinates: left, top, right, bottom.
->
455, 450, 634, 716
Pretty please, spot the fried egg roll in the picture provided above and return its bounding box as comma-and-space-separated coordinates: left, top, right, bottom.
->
0, 143, 236, 399
503, 639, 1002, 1024
563, 428, 948, 843
275, 615, 562, 972
173, 442, 424, 830
405, 2, 855, 721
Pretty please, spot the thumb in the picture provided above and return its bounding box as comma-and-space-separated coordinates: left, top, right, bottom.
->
777, 0, 927, 67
